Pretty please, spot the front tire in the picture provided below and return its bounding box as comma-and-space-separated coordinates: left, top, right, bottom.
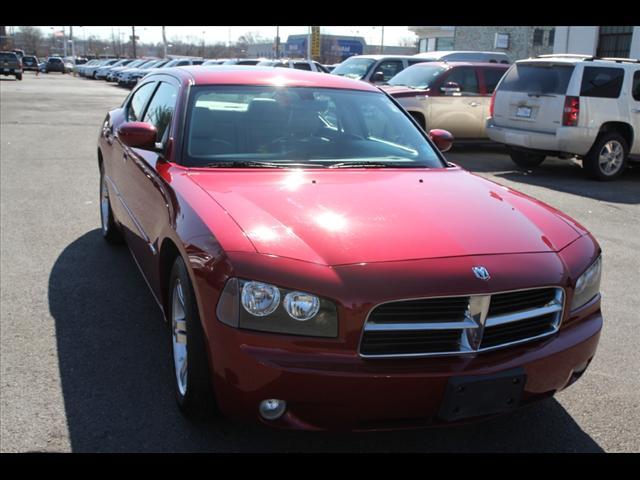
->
508, 148, 546, 169
99, 165, 123, 244
169, 257, 216, 418
583, 132, 628, 181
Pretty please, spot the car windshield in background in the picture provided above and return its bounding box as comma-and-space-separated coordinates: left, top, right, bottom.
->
388, 65, 447, 89
184, 86, 443, 169
332, 58, 376, 80
499, 63, 575, 95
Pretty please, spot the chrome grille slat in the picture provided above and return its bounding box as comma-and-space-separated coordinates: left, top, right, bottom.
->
359, 287, 565, 358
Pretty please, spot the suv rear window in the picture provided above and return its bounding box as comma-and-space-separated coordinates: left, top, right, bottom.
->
580, 66, 624, 98
499, 63, 574, 95
0, 52, 18, 60
48, 58, 63, 63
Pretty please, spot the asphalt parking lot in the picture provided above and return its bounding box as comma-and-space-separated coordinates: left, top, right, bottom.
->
1, 72, 639, 453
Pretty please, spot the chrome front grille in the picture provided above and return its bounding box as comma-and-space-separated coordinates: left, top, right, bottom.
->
359, 287, 564, 358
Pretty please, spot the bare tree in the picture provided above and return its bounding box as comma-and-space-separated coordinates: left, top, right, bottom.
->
17, 26, 43, 54
399, 36, 418, 48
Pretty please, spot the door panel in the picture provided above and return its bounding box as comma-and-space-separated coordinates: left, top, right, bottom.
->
630, 69, 640, 154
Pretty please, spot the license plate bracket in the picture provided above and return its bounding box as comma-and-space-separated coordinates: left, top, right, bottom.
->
516, 106, 532, 118
438, 368, 526, 421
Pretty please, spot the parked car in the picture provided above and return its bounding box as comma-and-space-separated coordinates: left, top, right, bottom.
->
487, 54, 640, 180
382, 62, 509, 140
44, 56, 66, 74
85, 58, 119, 79
111, 58, 157, 83
97, 66, 603, 430
0, 51, 23, 80
77, 59, 101, 77
201, 59, 228, 66
118, 58, 172, 88
323, 64, 339, 72
413, 51, 511, 64
21, 55, 39, 71
107, 58, 148, 82
331, 55, 431, 84
96, 58, 135, 80
222, 58, 264, 65
256, 58, 329, 73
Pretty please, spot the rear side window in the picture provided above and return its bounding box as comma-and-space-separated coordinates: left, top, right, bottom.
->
375, 60, 404, 82
633, 71, 640, 101
293, 62, 312, 71
445, 67, 479, 94
483, 68, 508, 94
143, 82, 178, 142
127, 82, 157, 121
499, 64, 574, 95
580, 67, 624, 98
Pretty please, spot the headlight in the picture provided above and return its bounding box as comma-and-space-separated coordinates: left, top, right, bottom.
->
241, 281, 280, 316
217, 278, 338, 338
571, 256, 602, 310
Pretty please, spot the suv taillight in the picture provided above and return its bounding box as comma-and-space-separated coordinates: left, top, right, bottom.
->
489, 90, 497, 118
562, 96, 580, 127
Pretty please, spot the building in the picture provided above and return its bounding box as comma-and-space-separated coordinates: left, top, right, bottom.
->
453, 26, 555, 61
553, 26, 640, 59
409, 26, 455, 52
363, 45, 418, 55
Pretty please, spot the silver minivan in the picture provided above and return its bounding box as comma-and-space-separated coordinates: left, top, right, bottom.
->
487, 55, 640, 180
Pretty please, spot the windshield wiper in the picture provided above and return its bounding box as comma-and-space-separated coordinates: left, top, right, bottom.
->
204, 161, 326, 168
328, 162, 392, 168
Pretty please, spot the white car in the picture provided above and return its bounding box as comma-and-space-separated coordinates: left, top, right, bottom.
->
256, 59, 329, 73
487, 54, 640, 180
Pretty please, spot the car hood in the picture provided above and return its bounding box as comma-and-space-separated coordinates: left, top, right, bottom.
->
380, 85, 430, 97
187, 168, 583, 266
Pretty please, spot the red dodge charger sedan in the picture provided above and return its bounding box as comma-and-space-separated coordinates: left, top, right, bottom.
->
97, 66, 602, 430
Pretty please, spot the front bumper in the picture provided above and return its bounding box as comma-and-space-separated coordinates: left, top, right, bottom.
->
210, 307, 601, 431
486, 120, 596, 157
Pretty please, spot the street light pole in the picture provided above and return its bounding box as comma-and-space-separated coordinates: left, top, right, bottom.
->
380, 26, 384, 54
132, 26, 137, 58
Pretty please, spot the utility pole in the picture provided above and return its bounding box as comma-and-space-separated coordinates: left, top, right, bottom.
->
162, 26, 167, 58
380, 26, 384, 54
201, 30, 205, 59
63, 27, 68, 57
307, 26, 311, 60
275, 26, 280, 59
132, 26, 137, 58
70, 26, 75, 58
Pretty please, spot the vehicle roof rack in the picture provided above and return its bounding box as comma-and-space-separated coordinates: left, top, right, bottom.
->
591, 56, 640, 64
538, 54, 594, 59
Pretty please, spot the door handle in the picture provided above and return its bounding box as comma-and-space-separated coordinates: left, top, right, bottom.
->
468, 102, 480, 107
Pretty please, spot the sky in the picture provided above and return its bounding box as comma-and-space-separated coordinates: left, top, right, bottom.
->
24, 26, 415, 47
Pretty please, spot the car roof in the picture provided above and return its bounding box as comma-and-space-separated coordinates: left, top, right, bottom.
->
408, 61, 509, 68
344, 55, 419, 60
518, 55, 639, 66
158, 66, 380, 91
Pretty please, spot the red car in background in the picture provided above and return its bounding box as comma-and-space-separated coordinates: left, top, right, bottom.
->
97, 66, 602, 430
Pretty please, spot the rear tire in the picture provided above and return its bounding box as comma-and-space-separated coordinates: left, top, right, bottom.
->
169, 257, 216, 419
583, 132, 628, 181
508, 148, 546, 169
16, 73, 22, 81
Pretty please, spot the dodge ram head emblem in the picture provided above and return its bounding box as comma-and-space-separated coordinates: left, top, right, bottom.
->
472, 266, 490, 280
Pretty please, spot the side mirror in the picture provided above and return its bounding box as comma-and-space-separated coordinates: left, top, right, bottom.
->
371, 71, 385, 83
440, 81, 461, 95
117, 121, 158, 150
429, 129, 454, 153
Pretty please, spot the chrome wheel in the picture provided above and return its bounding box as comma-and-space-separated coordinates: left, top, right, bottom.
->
172, 280, 188, 396
100, 176, 110, 235
598, 140, 624, 175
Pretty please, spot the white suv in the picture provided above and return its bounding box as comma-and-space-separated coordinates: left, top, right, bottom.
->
487, 55, 640, 180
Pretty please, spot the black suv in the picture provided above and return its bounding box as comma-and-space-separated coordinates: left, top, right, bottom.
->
1, 51, 23, 80
21, 55, 39, 71
45, 57, 65, 73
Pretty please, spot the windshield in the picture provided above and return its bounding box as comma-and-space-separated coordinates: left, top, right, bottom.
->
388, 64, 447, 89
183, 85, 443, 168
332, 58, 376, 80
499, 63, 575, 95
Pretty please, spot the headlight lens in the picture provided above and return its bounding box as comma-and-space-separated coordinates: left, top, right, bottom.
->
217, 278, 338, 338
241, 281, 280, 316
283, 291, 320, 321
571, 256, 602, 310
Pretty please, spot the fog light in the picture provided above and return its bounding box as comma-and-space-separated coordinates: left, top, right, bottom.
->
259, 399, 287, 420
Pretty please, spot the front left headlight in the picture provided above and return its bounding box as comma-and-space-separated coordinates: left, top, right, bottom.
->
571, 256, 602, 310
217, 278, 338, 338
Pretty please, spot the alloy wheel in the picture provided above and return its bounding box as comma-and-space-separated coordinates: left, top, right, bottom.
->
598, 140, 624, 176
172, 280, 188, 396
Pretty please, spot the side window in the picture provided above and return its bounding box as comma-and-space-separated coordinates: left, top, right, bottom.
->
580, 67, 625, 98
375, 60, 404, 82
142, 82, 178, 143
445, 67, 480, 95
633, 70, 640, 101
127, 82, 157, 121
483, 68, 508, 94
293, 62, 312, 71
192, 60, 203, 65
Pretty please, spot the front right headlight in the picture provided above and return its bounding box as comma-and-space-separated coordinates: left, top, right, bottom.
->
217, 278, 338, 338
571, 256, 602, 310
